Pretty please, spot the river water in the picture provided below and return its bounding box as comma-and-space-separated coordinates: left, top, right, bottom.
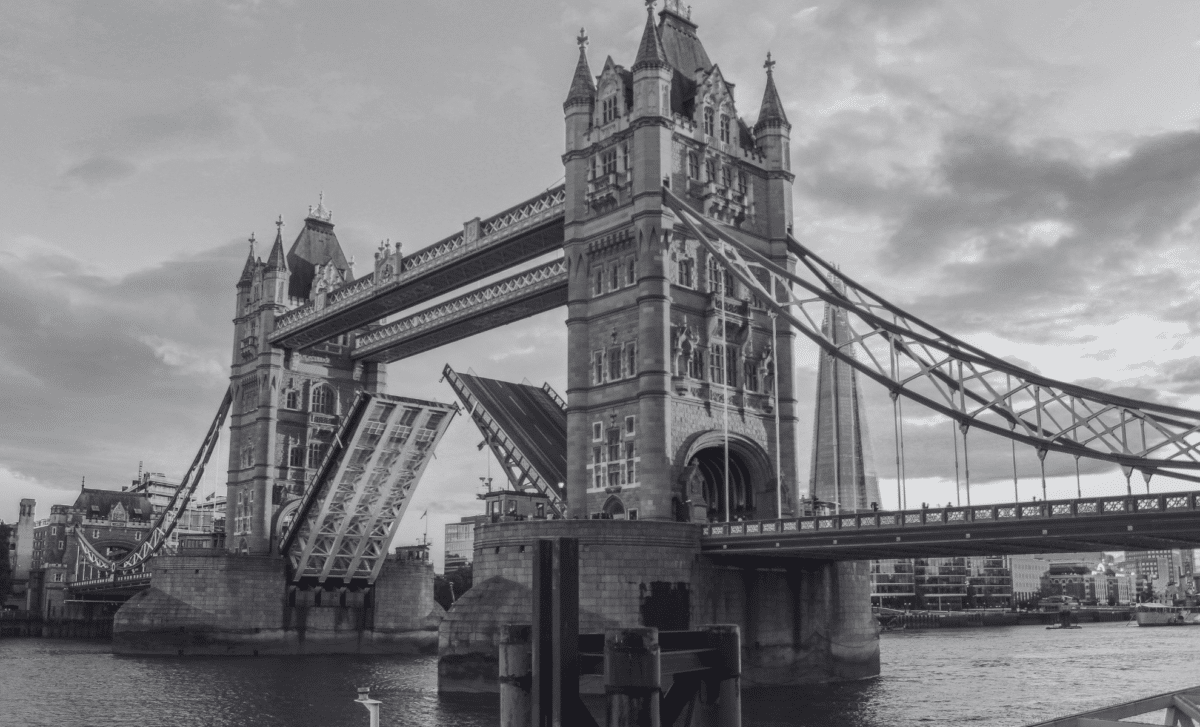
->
2, 623, 1199, 727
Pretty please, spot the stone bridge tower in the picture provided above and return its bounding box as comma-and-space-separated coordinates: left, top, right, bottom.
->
226, 204, 387, 555
563, 2, 798, 523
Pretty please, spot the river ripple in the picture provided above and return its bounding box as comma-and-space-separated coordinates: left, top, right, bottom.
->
2, 622, 1198, 726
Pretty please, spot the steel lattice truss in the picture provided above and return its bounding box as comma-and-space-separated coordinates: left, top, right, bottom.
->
282, 392, 458, 585
77, 387, 233, 574
353, 259, 568, 363
442, 365, 568, 518
663, 187, 1200, 484
270, 185, 565, 348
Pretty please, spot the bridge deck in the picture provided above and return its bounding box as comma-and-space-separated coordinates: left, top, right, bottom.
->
702, 491, 1200, 560
454, 371, 567, 489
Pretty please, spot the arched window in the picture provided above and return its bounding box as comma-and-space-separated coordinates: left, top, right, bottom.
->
311, 386, 334, 415
603, 496, 626, 520
719, 114, 731, 143
284, 389, 300, 410
289, 445, 305, 468
703, 107, 715, 136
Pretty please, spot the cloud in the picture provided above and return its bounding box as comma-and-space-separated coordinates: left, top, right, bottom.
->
0, 234, 243, 493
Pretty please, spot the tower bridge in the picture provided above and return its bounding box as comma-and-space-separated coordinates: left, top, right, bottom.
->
97, 0, 1200, 689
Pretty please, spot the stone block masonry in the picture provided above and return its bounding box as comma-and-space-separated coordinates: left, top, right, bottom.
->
437, 519, 880, 693
113, 553, 442, 655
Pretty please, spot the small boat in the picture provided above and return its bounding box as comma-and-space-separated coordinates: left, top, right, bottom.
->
1045, 624, 1083, 630
1134, 603, 1200, 627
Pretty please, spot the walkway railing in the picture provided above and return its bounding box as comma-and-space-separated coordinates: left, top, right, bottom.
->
702, 490, 1200, 539
69, 572, 152, 592
272, 185, 565, 339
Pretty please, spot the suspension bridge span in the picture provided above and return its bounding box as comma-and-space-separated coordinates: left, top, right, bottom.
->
92, 1, 1198, 689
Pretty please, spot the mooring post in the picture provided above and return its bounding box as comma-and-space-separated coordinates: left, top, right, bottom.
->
605, 627, 661, 727
531, 538, 583, 727
705, 624, 742, 727
500, 624, 533, 727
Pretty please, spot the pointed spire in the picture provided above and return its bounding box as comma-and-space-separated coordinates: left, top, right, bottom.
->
564, 27, 596, 108
755, 51, 790, 130
266, 215, 288, 272
238, 232, 258, 285
633, 2, 668, 72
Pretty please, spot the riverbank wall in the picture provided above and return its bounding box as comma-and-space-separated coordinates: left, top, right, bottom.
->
878, 608, 1133, 630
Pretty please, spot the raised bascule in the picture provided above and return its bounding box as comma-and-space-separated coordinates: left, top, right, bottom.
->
97, 0, 1200, 687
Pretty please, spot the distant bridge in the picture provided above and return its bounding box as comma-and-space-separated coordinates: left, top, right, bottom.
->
702, 490, 1200, 560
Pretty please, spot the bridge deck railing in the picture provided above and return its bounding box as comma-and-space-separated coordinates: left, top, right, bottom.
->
701, 490, 1200, 539
68, 572, 152, 591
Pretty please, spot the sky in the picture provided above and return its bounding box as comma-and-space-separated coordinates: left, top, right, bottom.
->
3, 1, 1200, 571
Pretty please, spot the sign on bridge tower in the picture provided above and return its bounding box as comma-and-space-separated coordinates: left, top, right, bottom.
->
562, 3, 800, 522
228, 208, 388, 556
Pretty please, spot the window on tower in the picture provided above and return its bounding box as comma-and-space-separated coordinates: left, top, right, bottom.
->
601, 149, 617, 177
627, 259, 636, 286
307, 442, 327, 469
311, 386, 334, 415
721, 166, 732, 189
703, 107, 714, 136
624, 343, 637, 378
594, 268, 604, 297
610, 265, 619, 291
687, 152, 700, 179
284, 389, 300, 410
677, 258, 694, 288
608, 345, 622, 381
593, 351, 605, 384
289, 444, 305, 468
719, 114, 730, 143
705, 158, 716, 184
602, 94, 619, 124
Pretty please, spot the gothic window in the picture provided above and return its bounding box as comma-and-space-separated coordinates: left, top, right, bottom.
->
688, 348, 704, 379
602, 94, 619, 124
721, 165, 732, 189
311, 386, 334, 415
593, 422, 603, 441
737, 170, 748, 196
703, 106, 714, 136
593, 351, 605, 384
621, 144, 629, 173
625, 415, 636, 436
241, 387, 256, 413
289, 444, 305, 468
627, 259, 636, 287
744, 358, 760, 392
284, 389, 300, 410
624, 343, 637, 378
705, 158, 716, 183
241, 445, 254, 469
725, 345, 739, 388
592, 446, 603, 488
677, 258, 694, 288
687, 152, 699, 179
709, 343, 725, 384
719, 114, 730, 143
307, 442, 327, 469
608, 345, 622, 381
601, 149, 617, 177
624, 441, 637, 484
594, 268, 604, 297
606, 428, 621, 487
610, 264, 619, 291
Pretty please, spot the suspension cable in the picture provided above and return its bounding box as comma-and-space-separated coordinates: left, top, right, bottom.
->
1038, 448, 1047, 501
890, 333, 903, 511
1074, 455, 1081, 498
830, 320, 842, 515
962, 424, 972, 507
952, 417, 961, 507
721, 246, 730, 524
771, 312, 783, 518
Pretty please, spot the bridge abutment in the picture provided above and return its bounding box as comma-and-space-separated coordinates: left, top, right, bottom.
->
437, 520, 879, 693
113, 553, 442, 655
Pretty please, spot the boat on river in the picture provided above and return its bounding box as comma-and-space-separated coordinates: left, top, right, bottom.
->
1134, 603, 1200, 626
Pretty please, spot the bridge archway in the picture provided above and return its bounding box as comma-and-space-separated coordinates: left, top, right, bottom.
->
679, 433, 771, 522
602, 495, 626, 519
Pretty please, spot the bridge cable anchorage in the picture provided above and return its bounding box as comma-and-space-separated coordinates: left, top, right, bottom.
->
661, 185, 1200, 485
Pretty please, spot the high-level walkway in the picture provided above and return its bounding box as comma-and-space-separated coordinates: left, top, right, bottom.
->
702, 490, 1200, 560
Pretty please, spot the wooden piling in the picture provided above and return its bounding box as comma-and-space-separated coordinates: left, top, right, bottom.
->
500, 624, 532, 727
605, 627, 661, 727
705, 624, 742, 727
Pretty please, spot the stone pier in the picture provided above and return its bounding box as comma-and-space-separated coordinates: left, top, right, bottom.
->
437, 520, 879, 692
113, 552, 442, 655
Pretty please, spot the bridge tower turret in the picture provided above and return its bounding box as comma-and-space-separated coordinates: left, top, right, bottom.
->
561, 2, 800, 522
225, 205, 382, 556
